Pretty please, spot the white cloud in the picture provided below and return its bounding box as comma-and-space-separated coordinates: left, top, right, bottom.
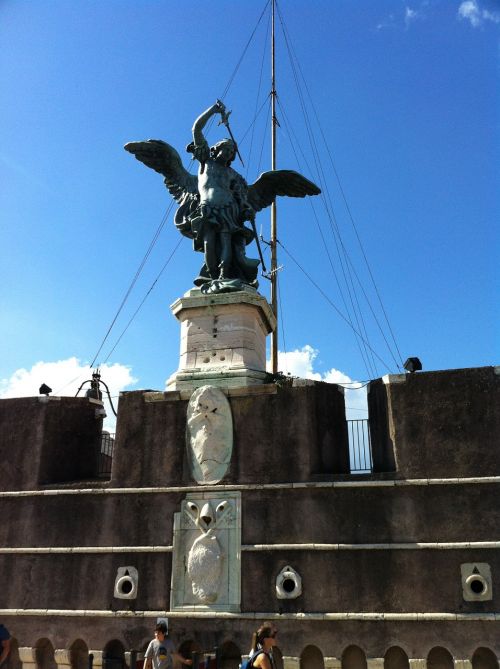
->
458, 0, 500, 27
274, 344, 322, 380
405, 7, 419, 27
376, 13, 396, 30
377, 4, 426, 31
269, 345, 368, 419
0, 357, 137, 431
459, 0, 482, 25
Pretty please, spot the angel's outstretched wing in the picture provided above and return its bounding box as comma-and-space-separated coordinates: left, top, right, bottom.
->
124, 140, 198, 203
246, 170, 321, 213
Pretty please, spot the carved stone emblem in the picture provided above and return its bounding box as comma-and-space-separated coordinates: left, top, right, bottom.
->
186, 385, 233, 484
170, 492, 241, 612
185, 499, 233, 603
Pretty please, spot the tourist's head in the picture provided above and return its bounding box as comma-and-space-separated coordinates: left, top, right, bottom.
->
155, 622, 167, 639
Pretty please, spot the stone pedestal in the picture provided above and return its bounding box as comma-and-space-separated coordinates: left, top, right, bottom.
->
166, 287, 276, 391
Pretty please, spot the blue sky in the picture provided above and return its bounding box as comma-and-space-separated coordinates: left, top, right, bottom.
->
1, 0, 498, 420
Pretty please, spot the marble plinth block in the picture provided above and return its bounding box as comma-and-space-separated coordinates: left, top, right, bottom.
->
166, 287, 276, 391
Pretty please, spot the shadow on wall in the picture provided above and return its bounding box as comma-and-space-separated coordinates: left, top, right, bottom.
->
4, 639, 21, 669
427, 648, 454, 669
103, 640, 126, 669
384, 648, 409, 669
35, 639, 57, 669
178, 641, 202, 669
70, 640, 89, 669
472, 649, 499, 669
272, 648, 284, 669
218, 642, 241, 669
301, 646, 324, 669
342, 647, 367, 669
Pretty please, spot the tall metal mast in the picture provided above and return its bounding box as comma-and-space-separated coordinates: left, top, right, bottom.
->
270, 0, 279, 374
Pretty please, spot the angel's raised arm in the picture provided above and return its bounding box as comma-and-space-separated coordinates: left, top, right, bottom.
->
189, 101, 227, 162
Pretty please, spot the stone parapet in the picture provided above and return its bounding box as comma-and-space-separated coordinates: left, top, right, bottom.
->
409, 661, 426, 669
18, 648, 37, 669
54, 650, 71, 669
454, 662, 472, 669
90, 651, 103, 669
324, 658, 341, 669
368, 366, 500, 478
366, 659, 384, 669
282, 657, 300, 669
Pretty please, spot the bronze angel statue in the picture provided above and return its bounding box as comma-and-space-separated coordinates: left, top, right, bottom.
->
125, 100, 321, 293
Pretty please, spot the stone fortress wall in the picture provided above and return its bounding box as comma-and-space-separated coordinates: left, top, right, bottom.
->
0, 366, 499, 669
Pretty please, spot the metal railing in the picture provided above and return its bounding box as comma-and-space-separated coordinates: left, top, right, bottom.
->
98, 432, 115, 478
347, 419, 373, 473
96, 424, 372, 478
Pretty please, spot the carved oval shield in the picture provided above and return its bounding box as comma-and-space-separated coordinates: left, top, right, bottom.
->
187, 531, 223, 604
186, 385, 233, 484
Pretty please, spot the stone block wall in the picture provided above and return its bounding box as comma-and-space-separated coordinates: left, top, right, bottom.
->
1, 368, 499, 659
368, 366, 500, 478
0, 396, 102, 490
111, 382, 350, 488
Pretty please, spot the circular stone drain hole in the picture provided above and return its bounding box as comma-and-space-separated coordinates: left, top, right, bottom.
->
469, 578, 485, 594
119, 579, 133, 595
282, 578, 296, 593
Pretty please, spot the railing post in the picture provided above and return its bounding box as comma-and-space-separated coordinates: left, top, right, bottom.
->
346, 419, 373, 473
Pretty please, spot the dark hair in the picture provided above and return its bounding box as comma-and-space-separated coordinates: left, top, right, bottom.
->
155, 623, 167, 634
250, 623, 275, 650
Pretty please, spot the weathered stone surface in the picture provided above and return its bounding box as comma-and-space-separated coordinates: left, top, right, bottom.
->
170, 491, 241, 611
0, 397, 102, 490
167, 288, 276, 391
1, 367, 500, 657
0, 482, 499, 551
186, 385, 233, 485
2, 617, 500, 659
112, 381, 349, 487
240, 548, 500, 613
368, 366, 500, 478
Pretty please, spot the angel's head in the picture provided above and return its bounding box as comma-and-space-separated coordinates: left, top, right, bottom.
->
210, 139, 236, 165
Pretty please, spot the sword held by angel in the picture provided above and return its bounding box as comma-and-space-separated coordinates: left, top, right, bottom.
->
125, 100, 321, 294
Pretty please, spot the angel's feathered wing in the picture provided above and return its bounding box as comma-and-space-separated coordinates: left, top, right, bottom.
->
124, 139, 198, 203
246, 170, 321, 213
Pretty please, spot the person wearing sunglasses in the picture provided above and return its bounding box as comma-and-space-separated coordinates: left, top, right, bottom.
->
248, 623, 279, 669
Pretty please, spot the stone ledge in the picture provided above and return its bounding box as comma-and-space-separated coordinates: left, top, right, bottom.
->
2, 540, 500, 554
1, 609, 499, 621
170, 288, 276, 333
144, 383, 278, 402
2, 475, 500, 497
166, 368, 269, 392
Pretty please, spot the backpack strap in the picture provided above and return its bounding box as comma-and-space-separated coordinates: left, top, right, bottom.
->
250, 651, 268, 668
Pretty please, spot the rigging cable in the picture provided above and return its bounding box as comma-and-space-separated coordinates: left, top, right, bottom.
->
275, 3, 379, 377
88, 0, 272, 371
276, 96, 377, 378
277, 273, 288, 369
89, 200, 175, 369
278, 239, 393, 373
256, 97, 272, 175
101, 236, 184, 364
276, 1, 403, 370
240, 96, 272, 146
278, 87, 402, 372
54, 0, 277, 394
275, 0, 378, 375
218, 0, 271, 102
245, 8, 271, 181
